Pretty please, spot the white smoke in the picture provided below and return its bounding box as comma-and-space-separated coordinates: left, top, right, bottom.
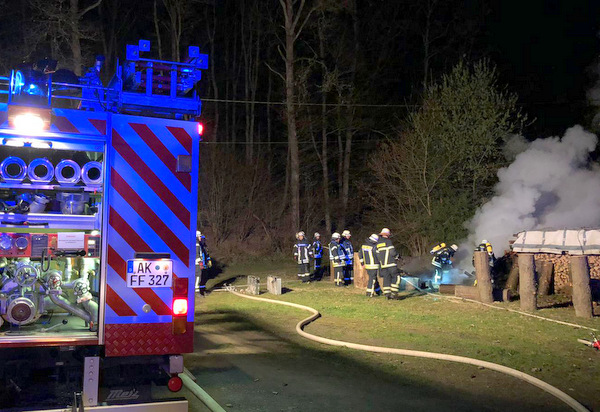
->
462, 125, 600, 261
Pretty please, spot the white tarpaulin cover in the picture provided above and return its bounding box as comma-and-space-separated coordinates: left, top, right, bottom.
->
512, 229, 600, 255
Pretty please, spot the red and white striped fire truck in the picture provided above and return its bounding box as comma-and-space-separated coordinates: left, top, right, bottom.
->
0, 40, 205, 411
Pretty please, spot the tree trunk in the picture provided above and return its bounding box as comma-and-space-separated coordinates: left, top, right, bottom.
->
318, 15, 331, 235
153, 0, 163, 60
473, 251, 493, 304
518, 253, 537, 312
70, 0, 82, 76
506, 258, 519, 292
280, 0, 304, 231
537, 260, 554, 296
570, 256, 593, 318
206, 5, 219, 140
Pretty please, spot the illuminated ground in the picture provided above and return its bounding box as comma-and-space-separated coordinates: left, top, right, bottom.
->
183, 260, 600, 411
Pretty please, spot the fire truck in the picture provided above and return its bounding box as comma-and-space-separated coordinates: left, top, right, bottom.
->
0, 40, 205, 411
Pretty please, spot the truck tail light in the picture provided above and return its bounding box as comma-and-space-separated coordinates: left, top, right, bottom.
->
197, 123, 204, 136
172, 277, 189, 335
172, 298, 188, 316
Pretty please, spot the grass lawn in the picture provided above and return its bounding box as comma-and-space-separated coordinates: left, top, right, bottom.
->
197, 259, 600, 410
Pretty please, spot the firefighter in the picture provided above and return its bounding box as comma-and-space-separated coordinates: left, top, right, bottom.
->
195, 231, 212, 295
375, 228, 401, 299
473, 239, 496, 284
475, 239, 496, 266
311, 232, 324, 279
341, 230, 354, 285
294, 231, 313, 283
430, 243, 458, 284
359, 234, 380, 297
329, 232, 345, 286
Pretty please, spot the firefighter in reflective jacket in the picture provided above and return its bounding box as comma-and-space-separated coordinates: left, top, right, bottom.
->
294, 231, 313, 283
311, 232, 324, 278
475, 240, 495, 266
375, 228, 401, 299
195, 231, 212, 295
473, 239, 496, 285
329, 232, 345, 286
341, 230, 354, 285
430, 243, 458, 284
359, 234, 380, 297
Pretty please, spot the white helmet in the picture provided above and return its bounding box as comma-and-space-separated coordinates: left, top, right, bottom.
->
368, 234, 379, 243
296, 231, 305, 239
380, 228, 391, 236
450, 244, 458, 251
342, 230, 351, 237
332, 232, 341, 240
314, 232, 321, 238
481, 239, 488, 244
196, 230, 202, 238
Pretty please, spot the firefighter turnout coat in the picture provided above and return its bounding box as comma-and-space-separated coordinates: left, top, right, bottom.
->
375, 237, 399, 269
358, 241, 380, 270
311, 238, 323, 259
329, 240, 345, 267
294, 240, 312, 264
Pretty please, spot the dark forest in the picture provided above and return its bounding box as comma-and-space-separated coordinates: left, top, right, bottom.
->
1, 0, 599, 258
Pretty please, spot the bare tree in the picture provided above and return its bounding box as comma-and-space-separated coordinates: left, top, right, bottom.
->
278, 0, 314, 231
31, 0, 103, 75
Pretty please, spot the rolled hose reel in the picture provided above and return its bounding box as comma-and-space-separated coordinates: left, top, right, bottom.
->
55, 159, 81, 185
27, 158, 54, 182
81, 161, 103, 186
0, 157, 27, 183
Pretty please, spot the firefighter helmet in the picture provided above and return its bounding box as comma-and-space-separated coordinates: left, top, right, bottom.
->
380, 228, 391, 236
314, 232, 320, 238
368, 234, 379, 243
450, 244, 458, 251
296, 231, 305, 240
332, 232, 341, 240
342, 230, 351, 237
481, 239, 488, 244
196, 230, 202, 238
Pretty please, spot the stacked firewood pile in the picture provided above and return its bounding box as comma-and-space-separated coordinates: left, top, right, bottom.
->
533, 254, 600, 292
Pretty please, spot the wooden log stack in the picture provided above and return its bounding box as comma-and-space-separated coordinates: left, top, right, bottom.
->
532, 254, 600, 293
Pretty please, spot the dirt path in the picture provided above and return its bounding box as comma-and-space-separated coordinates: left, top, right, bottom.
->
183, 297, 571, 412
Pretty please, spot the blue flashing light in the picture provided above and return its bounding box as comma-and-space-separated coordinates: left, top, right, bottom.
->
139, 39, 151, 52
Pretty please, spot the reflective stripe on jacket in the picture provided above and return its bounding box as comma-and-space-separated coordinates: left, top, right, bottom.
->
329, 241, 345, 267
294, 241, 312, 264
311, 239, 323, 258
359, 243, 380, 270
341, 239, 354, 265
375, 237, 398, 268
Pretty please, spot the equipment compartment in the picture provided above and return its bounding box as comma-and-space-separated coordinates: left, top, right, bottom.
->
0, 142, 104, 344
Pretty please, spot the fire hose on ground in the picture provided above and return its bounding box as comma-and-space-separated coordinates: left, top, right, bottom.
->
180, 372, 226, 412
225, 287, 590, 412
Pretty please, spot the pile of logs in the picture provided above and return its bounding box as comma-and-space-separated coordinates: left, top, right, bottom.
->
533, 254, 600, 292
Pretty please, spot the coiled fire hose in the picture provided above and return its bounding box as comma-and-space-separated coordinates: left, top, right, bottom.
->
226, 287, 589, 412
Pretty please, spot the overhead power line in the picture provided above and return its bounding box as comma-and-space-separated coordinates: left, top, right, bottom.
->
202, 97, 595, 108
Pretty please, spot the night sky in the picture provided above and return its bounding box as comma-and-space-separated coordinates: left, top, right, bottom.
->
487, 0, 600, 137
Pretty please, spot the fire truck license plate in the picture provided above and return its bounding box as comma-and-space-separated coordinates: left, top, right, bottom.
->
126, 259, 173, 288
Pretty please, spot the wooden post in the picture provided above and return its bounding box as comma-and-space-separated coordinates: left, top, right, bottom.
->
329, 261, 334, 282
354, 252, 367, 289
267, 276, 282, 295
438, 284, 456, 295
455, 285, 480, 300
537, 261, 554, 296
506, 259, 519, 292
474, 251, 493, 304
518, 254, 537, 311
247, 276, 260, 295
570, 256, 593, 318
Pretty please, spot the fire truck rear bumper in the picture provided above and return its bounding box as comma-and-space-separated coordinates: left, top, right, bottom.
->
31, 399, 188, 412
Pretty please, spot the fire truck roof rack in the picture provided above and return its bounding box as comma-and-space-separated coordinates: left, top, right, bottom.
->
0, 39, 208, 120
